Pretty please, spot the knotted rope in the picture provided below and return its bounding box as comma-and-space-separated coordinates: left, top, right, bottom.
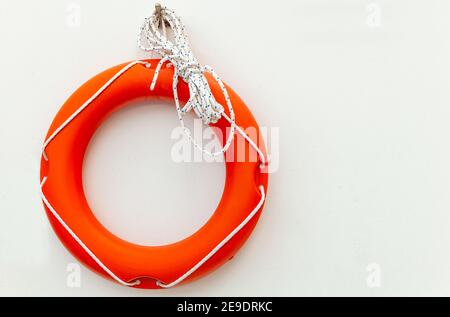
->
138, 6, 264, 164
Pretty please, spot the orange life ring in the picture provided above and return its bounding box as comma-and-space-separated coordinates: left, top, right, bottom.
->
40, 59, 268, 289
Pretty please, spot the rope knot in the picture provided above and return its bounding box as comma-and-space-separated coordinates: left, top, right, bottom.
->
176, 58, 202, 82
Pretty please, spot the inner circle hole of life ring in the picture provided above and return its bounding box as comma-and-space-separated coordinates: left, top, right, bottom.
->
40, 60, 269, 289
83, 101, 226, 246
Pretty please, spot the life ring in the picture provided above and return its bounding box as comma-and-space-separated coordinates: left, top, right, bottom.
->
40, 59, 269, 289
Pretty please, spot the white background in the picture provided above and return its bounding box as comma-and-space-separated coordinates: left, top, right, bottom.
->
1, 0, 450, 296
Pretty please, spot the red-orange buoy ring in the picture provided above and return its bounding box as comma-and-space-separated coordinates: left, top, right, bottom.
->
40, 59, 268, 289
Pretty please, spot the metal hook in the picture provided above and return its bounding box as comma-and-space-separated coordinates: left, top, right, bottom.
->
154, 3, 162, 21
154, 3, 169, 28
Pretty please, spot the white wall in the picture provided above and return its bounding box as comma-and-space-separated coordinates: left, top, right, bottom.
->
1, 0, 450, 296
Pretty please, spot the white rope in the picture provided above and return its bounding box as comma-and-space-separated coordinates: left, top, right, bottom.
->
40, 6, 267, 288
138, 6, 266, 165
